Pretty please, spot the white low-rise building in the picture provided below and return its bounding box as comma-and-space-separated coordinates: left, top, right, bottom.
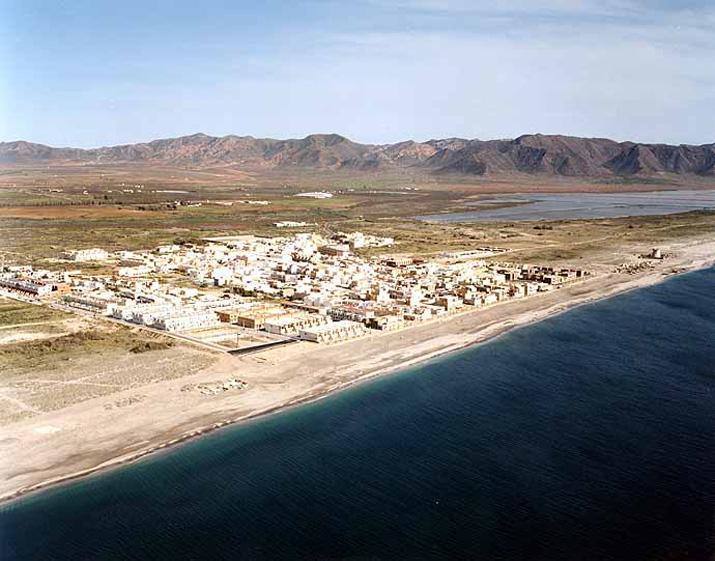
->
118, 265, 152, 277
63, 293, 120, 314
0, 278, 53, 297
264, 313, 329, 336
155, 311, 220, 332
299, 320, 368, 343
61, 248, 109, 262
295, 192, 333, 199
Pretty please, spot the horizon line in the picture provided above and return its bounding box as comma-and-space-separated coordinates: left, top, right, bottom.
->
2, 131, 714, 150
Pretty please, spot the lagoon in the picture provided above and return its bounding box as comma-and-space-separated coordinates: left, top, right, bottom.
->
418, 189, 715, 222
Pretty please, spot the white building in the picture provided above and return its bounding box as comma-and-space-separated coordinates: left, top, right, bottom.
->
61, 248, 109, 262
63, 293, 120, 314
295, 192, 333, 199
155, 311, 220, 332
212, 266, 233, 286
0, 278, 53, 297
299, 320, 368, 343
118, 265, 152, 277
264, 313, 329, 336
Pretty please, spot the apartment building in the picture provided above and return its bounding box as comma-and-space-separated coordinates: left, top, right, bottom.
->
264, 313, 329, 336
299, 320, 368, 343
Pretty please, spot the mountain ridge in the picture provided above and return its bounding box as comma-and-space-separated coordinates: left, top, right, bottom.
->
2, 133, 714, 178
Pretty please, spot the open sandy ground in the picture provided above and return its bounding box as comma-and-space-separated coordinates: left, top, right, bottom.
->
0, 236, 713, 505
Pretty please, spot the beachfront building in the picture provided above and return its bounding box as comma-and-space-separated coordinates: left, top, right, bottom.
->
217, 305, 286, 329
264, 313, 329, 336
436, 295, 463, 312
298, 320, 368, 344
369, 314, 406, 331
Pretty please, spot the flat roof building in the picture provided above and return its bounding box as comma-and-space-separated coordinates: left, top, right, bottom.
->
217, 305, 286, 329
299, 320, 368, 344
264, 313, 328, 336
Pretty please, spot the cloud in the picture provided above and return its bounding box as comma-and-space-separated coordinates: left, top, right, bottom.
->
2, 0, 713, 146
270, 1, 715, 144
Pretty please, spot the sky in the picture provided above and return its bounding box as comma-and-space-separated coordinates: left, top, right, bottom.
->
0, 0, 713, 147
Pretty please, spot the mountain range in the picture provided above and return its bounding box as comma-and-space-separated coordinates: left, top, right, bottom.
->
2, 133, 714, 179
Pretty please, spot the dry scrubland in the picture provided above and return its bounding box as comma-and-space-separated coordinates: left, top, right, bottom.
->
0, 298, 70, 326
1, 165, 714, 266
0, 312, 212, 425
2, 201, 713, 271
0, 299, 76, 346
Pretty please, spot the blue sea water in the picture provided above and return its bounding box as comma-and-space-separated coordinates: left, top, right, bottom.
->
2, 267, 715, 561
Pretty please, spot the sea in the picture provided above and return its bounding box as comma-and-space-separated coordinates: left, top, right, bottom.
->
417, 190, 715, 222
1, 267, 714, 561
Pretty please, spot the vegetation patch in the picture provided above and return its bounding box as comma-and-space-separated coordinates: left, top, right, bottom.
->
130, 340, 175, 353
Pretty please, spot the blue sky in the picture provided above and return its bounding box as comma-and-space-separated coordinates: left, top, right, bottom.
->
0, 0, 713, 147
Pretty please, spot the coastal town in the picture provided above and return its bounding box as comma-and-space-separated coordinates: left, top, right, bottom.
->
0, 231, 589, 352
4, 2, 715, 556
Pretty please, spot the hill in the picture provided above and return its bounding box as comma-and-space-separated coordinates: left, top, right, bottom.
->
1, 133, 713, 179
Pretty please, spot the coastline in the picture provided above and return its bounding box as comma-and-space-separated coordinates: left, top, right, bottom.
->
1, 238, 714, 507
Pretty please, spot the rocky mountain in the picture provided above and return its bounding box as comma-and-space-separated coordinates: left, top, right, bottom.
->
1, 132, 714, 178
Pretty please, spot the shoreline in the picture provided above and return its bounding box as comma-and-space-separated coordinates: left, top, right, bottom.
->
1, 241, 714, 507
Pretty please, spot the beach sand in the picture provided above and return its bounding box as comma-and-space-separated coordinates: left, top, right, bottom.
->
1, 236, 713, 504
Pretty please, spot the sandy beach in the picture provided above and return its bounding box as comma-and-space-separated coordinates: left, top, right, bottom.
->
1, 236, 713, 505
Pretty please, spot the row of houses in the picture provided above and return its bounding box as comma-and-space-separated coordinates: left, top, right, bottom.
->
298, 320, 368, 343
